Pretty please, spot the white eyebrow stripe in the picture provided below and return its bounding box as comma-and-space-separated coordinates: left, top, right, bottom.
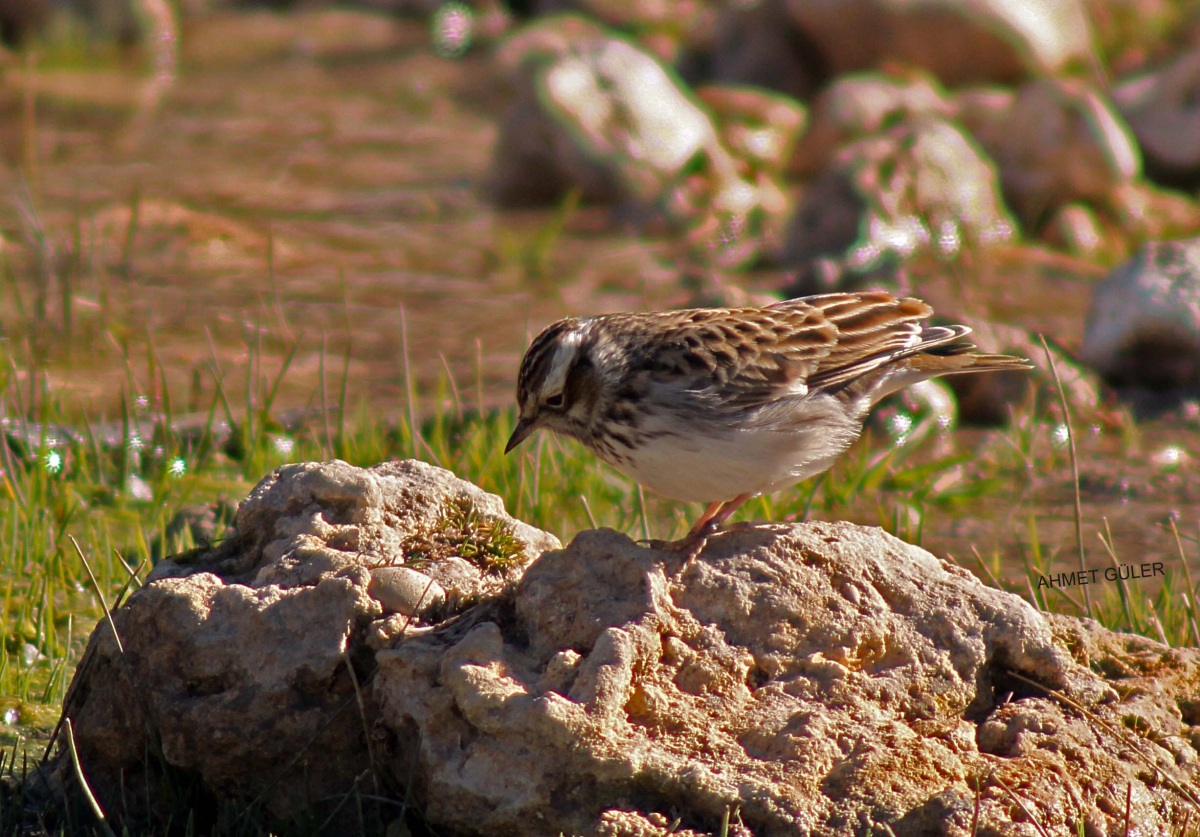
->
542, 328, 583, 396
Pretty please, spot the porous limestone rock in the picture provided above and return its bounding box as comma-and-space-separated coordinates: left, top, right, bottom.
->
50, 459, 557, 827
51, 460, 1200, 835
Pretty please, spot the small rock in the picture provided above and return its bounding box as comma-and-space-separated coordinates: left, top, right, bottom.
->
369, 566, 447, 618
1045, 202, 1109, 258
790, 70, 952, 177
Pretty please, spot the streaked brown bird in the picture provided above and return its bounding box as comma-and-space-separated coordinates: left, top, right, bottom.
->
506, 291, 1031, 555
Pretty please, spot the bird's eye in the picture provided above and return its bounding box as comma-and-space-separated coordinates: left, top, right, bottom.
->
545, 392, 565, 409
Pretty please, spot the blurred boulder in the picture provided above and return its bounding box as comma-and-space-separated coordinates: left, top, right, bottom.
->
490, 15, 789, 265
1081, 237, 1200, 396
702, 0, 823, 101
1114, 49, 1200, 189
789, 70, 953, 178
960, 78, 1142, 227
782, 0, 1094, 84
488, 79, 627, 206
779, 117, 1016, 276
492, 15, 718, 205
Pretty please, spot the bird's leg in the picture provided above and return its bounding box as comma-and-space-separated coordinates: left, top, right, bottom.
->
677, 500, 726, 542
685, 494, 751, 540
641, 493, 753, 561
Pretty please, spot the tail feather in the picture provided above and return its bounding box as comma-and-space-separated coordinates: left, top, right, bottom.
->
861, 339, 1032, 406
911, 351, 1034, 376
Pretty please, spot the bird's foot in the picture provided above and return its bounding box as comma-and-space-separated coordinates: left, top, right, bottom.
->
637, 495, 753, 564
638, 520, 722, 563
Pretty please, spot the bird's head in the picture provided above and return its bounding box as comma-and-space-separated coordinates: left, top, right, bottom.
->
506, 318, 604, 453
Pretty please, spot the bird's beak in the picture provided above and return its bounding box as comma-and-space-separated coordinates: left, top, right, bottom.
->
505, 415, 537, 454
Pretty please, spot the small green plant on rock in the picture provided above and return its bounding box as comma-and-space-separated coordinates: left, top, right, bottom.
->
406, 495, 525, 575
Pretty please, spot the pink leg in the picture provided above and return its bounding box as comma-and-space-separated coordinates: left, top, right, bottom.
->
658, 492, 753, 561
684, 500, 726, 539
684, 493, 752, 540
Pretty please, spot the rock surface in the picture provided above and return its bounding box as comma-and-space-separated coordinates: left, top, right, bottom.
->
781, 0, 1094, 83
51, 460, 1200, 834
49, 459, 557, 828
490, 15, 795, 265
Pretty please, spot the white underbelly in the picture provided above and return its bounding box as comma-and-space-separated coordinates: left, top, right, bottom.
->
610, 420, 860, 503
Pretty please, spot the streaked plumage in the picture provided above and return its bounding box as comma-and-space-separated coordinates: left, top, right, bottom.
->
506, 291, 1031, 554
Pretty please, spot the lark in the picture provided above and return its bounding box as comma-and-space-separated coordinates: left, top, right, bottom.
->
506, 291, 1031, 556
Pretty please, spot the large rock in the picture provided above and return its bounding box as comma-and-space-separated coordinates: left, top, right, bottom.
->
49, 460, 1200, 834
782, 0, 1093, 84
48, 459, 557, 828
490, 15, 717, 207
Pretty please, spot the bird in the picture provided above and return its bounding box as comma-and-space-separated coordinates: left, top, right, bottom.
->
505, 291, 1032, 557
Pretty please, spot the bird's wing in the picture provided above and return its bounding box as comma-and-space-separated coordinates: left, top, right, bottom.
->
789, 292, 938, 393
621, 300, 838, 410
624, 292, 965, 412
